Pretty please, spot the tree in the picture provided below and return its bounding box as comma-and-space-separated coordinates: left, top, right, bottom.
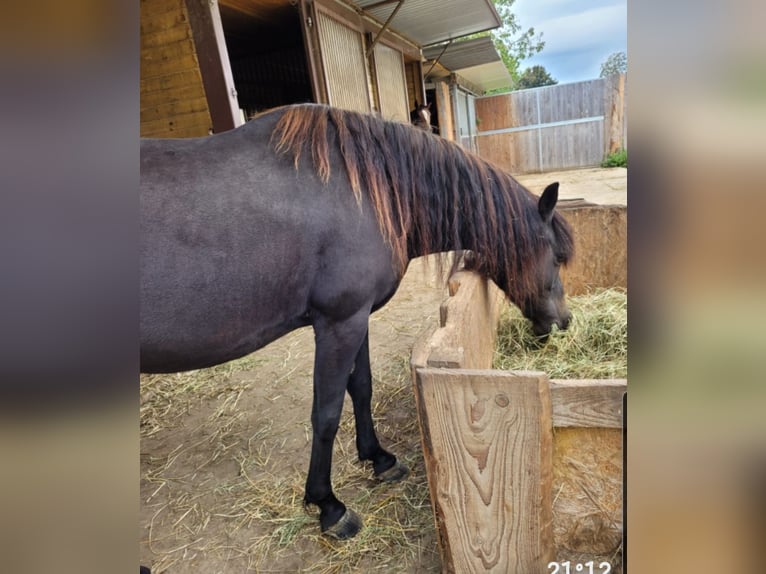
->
468, 0, 545, 87
600, 51, 627, 78
516, 65, 557, 89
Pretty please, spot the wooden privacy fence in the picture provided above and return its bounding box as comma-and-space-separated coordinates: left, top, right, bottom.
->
411, 269, 625, 572
475, 74, 626, 174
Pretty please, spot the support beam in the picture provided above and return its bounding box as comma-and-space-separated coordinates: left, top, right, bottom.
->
365, 0, 405, 56
424, 39, 453, 79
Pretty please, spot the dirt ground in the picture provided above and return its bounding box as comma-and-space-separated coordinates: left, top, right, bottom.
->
140, 168, 627, 573
140, 257, 449, 573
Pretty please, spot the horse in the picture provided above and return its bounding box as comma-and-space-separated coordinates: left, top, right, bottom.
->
410, 100, 432, 131
140, 103, 574, 540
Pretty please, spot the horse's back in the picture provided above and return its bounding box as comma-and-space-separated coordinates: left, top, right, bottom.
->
140, 108, 398, 373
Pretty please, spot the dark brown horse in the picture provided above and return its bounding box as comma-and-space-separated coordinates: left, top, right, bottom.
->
410, 100, 432, 131
140, 104, 573, 540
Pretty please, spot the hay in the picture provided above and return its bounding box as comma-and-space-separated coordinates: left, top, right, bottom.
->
494, 288, 627, 378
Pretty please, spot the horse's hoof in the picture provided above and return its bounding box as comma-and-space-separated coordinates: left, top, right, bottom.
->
375, 460, 409, 483
323, 508, 363, 540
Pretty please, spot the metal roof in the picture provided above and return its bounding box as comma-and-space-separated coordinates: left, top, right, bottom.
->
352, 0, 502, 47
424, 36, 512, 93
423, 36, 498, 69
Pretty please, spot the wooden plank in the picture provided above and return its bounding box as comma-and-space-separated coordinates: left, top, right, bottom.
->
604, 73, 626, 154
141, 0, 185, 19
140, 69, 205, 95
140, 37, 198, 67
415, 368, 554, 573
185, 0, 240, 133
141, 23, 193, 49
434, 81, 453, 141
141, 50, 202, 80
141, 95, 211, 123
558, 205, 627, 295
542, 121, 604, 172
553, 427, 623, 555
140, 2, 188, 36
425, 271, 505, 370
549, 379, 626, 428
140, 110, 212, 138
474, 94, 511, 132
140, 0, 213, 137
299, 0, 327, 104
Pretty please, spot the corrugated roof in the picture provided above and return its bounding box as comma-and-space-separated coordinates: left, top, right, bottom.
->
423, 36, 499, 70
352, 0, 501, 47
423, 36, 512, 93
454, 61, 511, 92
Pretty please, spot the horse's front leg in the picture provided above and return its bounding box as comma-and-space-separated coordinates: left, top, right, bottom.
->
347, 331, 409, 482
304, 311, 368, 539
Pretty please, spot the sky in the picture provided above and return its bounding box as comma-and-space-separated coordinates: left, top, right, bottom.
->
511, 0, 627, 84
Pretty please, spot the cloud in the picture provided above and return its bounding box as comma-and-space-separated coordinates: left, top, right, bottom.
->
512, 0, 627, 84
535, 4, 627, 55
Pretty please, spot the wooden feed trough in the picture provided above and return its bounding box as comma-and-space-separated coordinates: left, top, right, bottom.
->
410, 204, 626, 573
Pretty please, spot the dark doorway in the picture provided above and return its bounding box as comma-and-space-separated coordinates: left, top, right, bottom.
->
219, 2, 314, 118
425, 87, 439, 133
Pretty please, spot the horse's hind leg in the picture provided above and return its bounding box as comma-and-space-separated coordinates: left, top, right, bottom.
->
304, 311, 368, 539
347, 331, 409, 482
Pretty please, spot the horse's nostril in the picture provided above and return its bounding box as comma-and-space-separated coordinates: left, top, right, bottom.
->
560, 314, 571, 330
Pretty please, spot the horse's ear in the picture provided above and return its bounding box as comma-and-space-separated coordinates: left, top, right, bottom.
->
538, 182, 559, 222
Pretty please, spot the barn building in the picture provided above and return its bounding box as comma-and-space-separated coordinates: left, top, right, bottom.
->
140, 0, 512, 144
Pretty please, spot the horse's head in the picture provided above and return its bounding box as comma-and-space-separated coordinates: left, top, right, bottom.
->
521, 182, 573, 339
410, 101, 431, 130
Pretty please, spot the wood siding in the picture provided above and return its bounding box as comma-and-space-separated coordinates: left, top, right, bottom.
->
141, 0, 212, 137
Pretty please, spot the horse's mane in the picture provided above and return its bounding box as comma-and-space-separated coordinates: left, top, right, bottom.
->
270, 104, 573, 304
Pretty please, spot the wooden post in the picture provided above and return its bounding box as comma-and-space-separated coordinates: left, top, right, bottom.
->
414, 368, 554, 573
605, 73, 626, 155
434, 80, 454, 141
185, 0, 242, 133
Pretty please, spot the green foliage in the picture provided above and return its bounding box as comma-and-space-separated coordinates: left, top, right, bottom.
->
601, 148, 627, 168
516, 65, 557, 89
466, 0, 545, 84
600, 51, 627, 78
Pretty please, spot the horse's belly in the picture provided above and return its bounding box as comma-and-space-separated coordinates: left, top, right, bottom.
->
139, 301, 310, 373
139, 262, 313, 373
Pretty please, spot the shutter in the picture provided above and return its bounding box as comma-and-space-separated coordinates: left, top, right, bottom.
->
374, 43, 409, 123
315, 11, 371, 113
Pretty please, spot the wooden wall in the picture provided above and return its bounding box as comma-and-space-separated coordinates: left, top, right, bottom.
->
558, 203, 627, 295
141, 0, 212, 137
475, 75, 627, 174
